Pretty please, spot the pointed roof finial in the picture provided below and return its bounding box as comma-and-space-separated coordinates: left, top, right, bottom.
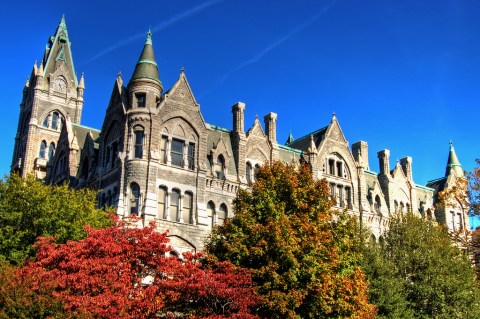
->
78, 72, 85, 89
286, 131, 295, 145
117, 71, 122, 78
181, 66, 185, 74
308, 134, 317, 153
446, 140, 464, 177
59, 14, 67, 30
130, 30, 162, 87
25, 77, 30, 88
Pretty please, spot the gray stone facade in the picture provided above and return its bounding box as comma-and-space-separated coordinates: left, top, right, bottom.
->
12, 18, 469, 254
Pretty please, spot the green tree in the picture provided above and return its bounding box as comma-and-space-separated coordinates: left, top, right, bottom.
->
206, 162, 375, 319
0, 174, 113, 265
362, 213, 480, 319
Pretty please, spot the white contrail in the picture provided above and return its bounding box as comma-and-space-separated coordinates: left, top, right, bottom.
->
83, 0, 224, 65
202, 0, 338, 97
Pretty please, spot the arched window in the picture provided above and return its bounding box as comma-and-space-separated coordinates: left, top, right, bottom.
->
101, 193, 106, 209
218, 204, 228, 226
42, 115, 50, 128
400, 202, 405, 213
207, 201, 215, 229
130, 183, 140, 216
187, 143, 195, 170
39, 141, 47, 158
246, 162, 252, 184
406, 203, 410, 213
52, 112, 60, 130
134, 128, 144, 159
170, 189, 180, 221
254, 164, 260, 182
48, 143, 55, 160
215, 155, 225, 179
183, 192, 193, 224
158, 186, 167, 219
394, 200, 399, 213
160, 135, 168, 164
374, 195, 381, 214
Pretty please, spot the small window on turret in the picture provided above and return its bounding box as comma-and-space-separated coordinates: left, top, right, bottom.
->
136, 93, 146, 108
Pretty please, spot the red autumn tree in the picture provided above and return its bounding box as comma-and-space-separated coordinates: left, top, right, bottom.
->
16, 220, 259, 319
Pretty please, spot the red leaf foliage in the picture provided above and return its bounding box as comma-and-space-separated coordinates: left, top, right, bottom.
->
16, 219, 259, 319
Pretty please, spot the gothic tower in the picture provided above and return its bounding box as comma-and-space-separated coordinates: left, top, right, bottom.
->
11, 16, 84, 179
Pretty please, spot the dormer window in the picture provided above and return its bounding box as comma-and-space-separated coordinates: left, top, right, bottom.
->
136, 93, 146, 108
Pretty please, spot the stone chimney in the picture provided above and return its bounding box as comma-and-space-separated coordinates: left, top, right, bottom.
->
400, 156, 413, 181
264, 112, 277, 143
232, 102, 245, 134
378, 149, 390, 175
352, 141, 369, 170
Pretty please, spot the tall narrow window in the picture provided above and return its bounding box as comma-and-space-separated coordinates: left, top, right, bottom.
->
188, 143, 195, 170
394, 201, 399, 213
107, 190, 112, 206
336, 162, 343, 177
451, 211, 455, 230
158, 186, 166, 219
42, 115, 50, 128
246, 162, 252, 184
170, 189, 180, 221
134, 129, 144, 159
130, 183, 140, 216
254, 164, 260, 182
338, 185, 344, 207
160, 136, 168, 164
48, 143, 55, 160
52, 112, 59, 130
328, 159, 335, 175
39, 141, 47, 158
136, 93, 146, 108
215, 155, 225, 179
457, 213, 463, 230
207, 201, 215, 229
111, 141, 118, 167
171, 139, 184, 167
374, 195, 381, 214
105, 146, 111, 168
183, 192, 193, 224
218, 204, 227, 226
346, 187, 352, 209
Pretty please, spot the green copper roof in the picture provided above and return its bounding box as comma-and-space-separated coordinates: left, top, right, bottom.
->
286, 131, 294, 145
130, 31, 161, 85
446, 140, 464, 177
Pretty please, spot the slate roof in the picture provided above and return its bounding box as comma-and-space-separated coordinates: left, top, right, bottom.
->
286, 126, 328, 151
71, 123, 100, 155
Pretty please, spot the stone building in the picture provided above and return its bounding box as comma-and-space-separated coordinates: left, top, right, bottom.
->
11, 18, 469, 253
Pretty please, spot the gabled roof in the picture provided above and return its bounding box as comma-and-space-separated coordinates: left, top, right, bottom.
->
72, 123, 100, 153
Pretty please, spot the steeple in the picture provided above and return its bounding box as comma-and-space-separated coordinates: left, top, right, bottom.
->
130, 31, 162, 89
446, 140, 464, 177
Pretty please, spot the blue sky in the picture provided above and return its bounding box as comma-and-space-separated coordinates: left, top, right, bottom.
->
0, 0, 479, 186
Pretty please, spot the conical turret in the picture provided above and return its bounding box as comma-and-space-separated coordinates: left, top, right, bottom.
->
445, 140, 464, 177
130, 31, 162, 91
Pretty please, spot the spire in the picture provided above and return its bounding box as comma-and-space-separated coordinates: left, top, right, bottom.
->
78, 72, 85, 89
37, 61, 44, 77
130, 31, 162, 87
446, 140, 464, 177
59, 15, 67, 30
286, 131, 294, 145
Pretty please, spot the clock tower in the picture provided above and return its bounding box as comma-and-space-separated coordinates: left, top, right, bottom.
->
11, 16, 84, 179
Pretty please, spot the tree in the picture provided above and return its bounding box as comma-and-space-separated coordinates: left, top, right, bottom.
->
361, 213, 480, 319
206, 162, 375, 319
469, 159, 480, 217
16, 220, 258, 319
0, 174, 113, 265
